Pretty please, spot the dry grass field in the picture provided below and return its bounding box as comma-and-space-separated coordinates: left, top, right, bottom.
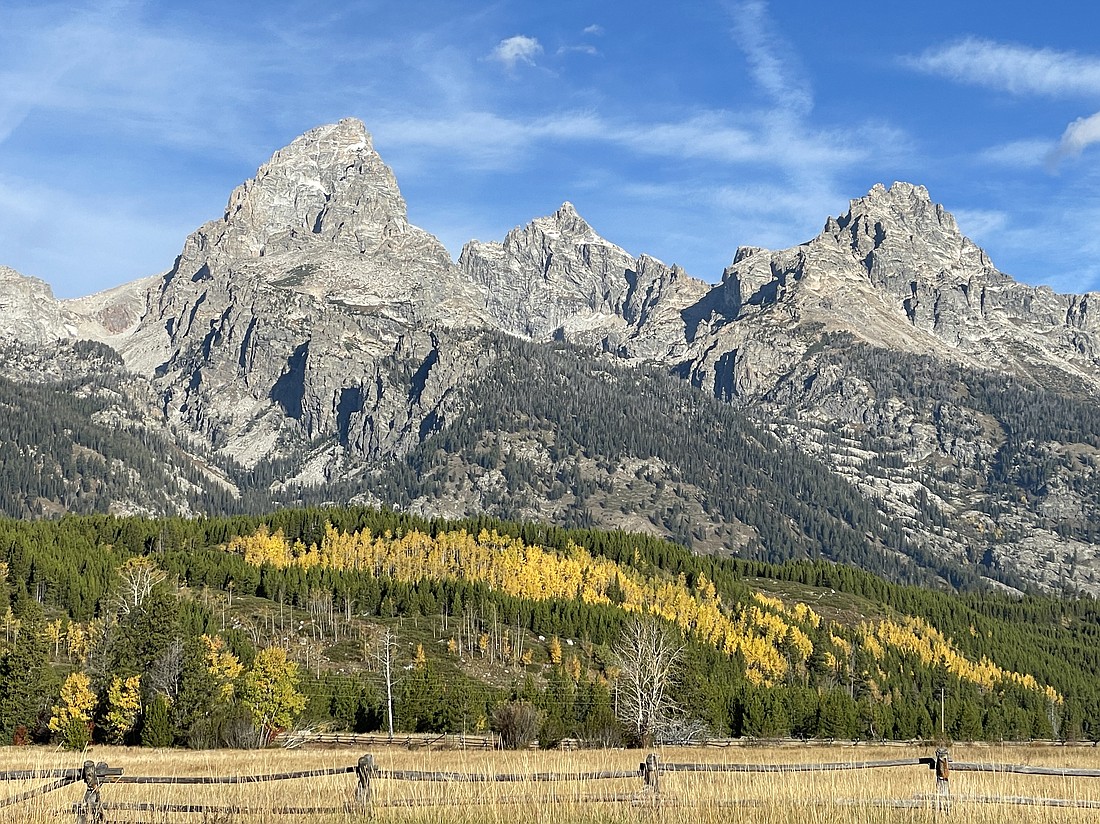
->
2, 743, 1100, 823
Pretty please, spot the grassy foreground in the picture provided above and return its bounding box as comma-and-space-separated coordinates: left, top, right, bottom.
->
2, 744, 1100, 823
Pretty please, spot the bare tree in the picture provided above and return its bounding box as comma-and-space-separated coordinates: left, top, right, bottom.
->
612, 616, 683, 747
109, 558, 167, 618
374, 628, 399, 737
147, 636, 185, 702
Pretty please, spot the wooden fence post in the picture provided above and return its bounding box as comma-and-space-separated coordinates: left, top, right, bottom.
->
76, 761, 104, 824
356, 753, 375, 807
641, 753, 660, 804
934, 747, 950, 815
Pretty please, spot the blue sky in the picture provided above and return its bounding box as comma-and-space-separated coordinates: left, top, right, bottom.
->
2, 0, 1099, 298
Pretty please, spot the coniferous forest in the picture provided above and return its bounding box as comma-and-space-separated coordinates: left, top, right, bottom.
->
0, 507, 1097, 750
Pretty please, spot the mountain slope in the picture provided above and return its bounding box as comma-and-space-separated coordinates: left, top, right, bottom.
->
2, 119, 1100, 595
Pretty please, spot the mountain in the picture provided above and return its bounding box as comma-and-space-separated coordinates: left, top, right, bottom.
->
3, 117, 1100, 594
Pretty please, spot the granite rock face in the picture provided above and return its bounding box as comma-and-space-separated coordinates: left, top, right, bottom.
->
108, 118, 492, 474
0, 266, 70, 347
459, 203, 709, 358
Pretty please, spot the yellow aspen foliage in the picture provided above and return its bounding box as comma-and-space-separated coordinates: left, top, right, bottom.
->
45, 619, 65, 659
548, 636, 563, 664
447, 638, 459, 655
414, 644, 427, 669
238, 646, 307, 742
49, 672, 96, 746
221, 525, 825, 686
566, 655, 582, 682
202, 634, 243, 700
66, 623, 89, 664
225, 526, 292, 567
103, 675, 143, 744
521, 649, 533, 665
830, 634, 852, 658
863, 616, 1061, 701
791, 602, 822, 629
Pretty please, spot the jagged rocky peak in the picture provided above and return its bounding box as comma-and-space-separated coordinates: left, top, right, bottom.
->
824, 181, 995, 282
534, 201, 599, 240
459, 202, 638, 339
221, 118, 410, 254
168, 118, 450, 287
0, 265, 69, 346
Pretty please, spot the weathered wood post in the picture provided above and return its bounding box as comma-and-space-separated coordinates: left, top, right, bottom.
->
355, 753, 376, 808
641, 753, 660, 804
934, 747, 950, 815
76, 761, 104, 824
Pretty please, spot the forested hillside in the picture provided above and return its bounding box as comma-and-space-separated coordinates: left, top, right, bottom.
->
349, 335, 999, 590
2, 331, 1096, 597
761, 334, 1100, 592
0, 341, 237, 517
0, 507, 1096, 749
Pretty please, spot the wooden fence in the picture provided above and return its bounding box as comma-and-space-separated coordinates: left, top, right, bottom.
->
6, 749, 1100, 820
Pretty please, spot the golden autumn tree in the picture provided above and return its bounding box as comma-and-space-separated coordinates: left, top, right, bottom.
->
238, 647, 306, 745
49, 672, 96, 750
102, 675, 143, 744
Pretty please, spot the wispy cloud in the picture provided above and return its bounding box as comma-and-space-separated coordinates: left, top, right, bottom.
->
907, 38, 1100, 97
488, 35, 543, 70
557, 45, 599, 57
727, 0, 813, 115
0, 0, 283, 159
582, 24, 603, 36
0, 173, 193, 296
908, 37, 1100, 167
1050, 111, 1100, 164
951, 208, 1009, 239
377, 107, 905, 177
978, 139, 1056, 168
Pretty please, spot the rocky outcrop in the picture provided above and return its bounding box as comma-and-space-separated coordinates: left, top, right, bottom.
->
0, 266, 70, 346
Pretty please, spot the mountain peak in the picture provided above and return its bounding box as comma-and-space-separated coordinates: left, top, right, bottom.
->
265, 117, 375, 169
533, 201, 596, 240
817, 181, 992, 280
218, 118, 407, 255
839, 181, 960, 240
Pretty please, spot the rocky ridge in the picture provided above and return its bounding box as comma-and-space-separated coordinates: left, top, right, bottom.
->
4, 118, 1100, 593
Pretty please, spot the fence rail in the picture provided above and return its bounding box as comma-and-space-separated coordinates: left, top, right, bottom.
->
7, 748, 1100, 819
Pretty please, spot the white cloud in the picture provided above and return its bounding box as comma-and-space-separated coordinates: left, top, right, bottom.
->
557, 45, 599, 57
1049, 111, 1100, 164
907, 38, 1100, 98
489, 35, 543, 69
583, 24, 603, 36
951, 208, 1009, 239
728, 0, 813, 115
978, 139, 1056, 168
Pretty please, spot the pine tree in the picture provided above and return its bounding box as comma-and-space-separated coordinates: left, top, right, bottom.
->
0, 599, 51, 742
140, 694, 174, 747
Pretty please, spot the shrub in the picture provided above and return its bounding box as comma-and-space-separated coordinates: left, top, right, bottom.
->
491, 701, 544, 750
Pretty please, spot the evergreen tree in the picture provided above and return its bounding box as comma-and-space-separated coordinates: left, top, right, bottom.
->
0, 598, 51, 742
140, 694, 174, 747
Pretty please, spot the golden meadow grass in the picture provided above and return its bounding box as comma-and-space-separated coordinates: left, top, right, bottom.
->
1, 744, 1100, 823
